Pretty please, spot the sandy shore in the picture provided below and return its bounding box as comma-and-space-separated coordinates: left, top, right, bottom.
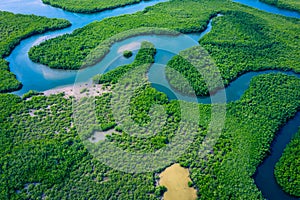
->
117, 41, 141, 53
43, 81, 110, 99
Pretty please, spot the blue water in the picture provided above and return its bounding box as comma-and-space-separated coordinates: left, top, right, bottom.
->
1, 0, 300, 199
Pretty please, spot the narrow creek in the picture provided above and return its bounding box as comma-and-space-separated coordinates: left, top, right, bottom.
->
0, 0, 300, 199
254, 112, 300, 200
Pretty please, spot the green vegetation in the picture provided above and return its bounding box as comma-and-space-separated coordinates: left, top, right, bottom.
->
123, 50, 133, 58
260, 0, 300, 12
80, 88, 89, 94
275, 130, 300, 197
165, 46, 218, 96
82, 84, 175, 153
166, 9, 300, 96
0, 93, 161, 199
2, 0, 300, 198
155, 186, 167, 196
0, 59, 21, 93
22, 90, 42, 100
42, 0, 145, 13
0, 11, 71, 93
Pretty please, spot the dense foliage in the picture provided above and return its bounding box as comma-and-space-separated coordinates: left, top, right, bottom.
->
275, 130, 300, 197
42, 0, 144, 13
0, 11, 71, 93
0, 92, 164, 199
0, 59, 21, 93
2, 0, 300, 199
260, 0, 300, 12
166, 10, 300, 96
3, 33, 300, 199
165, 46, 220, 96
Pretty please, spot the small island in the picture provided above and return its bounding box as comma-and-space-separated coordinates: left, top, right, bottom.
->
123, 50, 133, 58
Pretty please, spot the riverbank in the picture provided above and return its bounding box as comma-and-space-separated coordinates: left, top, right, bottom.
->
43, 81, 109, 99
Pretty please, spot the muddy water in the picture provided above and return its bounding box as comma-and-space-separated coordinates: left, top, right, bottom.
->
159, 163, 197, 200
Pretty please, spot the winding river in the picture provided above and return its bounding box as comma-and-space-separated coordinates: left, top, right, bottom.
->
0, 0, 299, 199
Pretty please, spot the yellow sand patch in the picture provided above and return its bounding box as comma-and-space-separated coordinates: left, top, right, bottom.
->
159, 163, 197, 200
